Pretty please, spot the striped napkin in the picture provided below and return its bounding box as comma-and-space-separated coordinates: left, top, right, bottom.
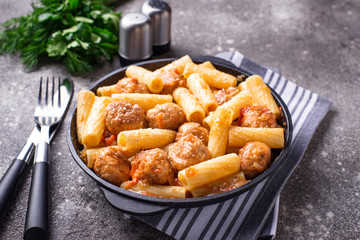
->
129, 51, 332, 240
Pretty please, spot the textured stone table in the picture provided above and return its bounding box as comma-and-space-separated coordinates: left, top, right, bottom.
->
0, 0, 359, 239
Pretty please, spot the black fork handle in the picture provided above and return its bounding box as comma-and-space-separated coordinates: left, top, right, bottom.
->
24, 141, 49, 240
0, 142, 35, 215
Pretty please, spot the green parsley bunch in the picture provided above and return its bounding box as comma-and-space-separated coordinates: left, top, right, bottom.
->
0, 0, 121, 75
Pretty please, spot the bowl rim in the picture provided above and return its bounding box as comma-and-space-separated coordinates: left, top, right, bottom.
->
67, 57, 293, 207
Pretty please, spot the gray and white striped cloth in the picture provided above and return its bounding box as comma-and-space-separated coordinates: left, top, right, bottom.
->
132, 51, 332, 240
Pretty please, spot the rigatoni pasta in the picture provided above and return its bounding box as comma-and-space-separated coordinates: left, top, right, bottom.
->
76, 90, 95, 145
183, 62, 237, 89
208, 107, 234, 158
199, 61, 216, 69
82, 96, 113, 147
178, 153, 241, 190
118, 128, 176, 151
228, 126, 285, 148
112, 93, 173, 111
173, 87, 205, 123
126, 65, 163, 93
186, 73, 218, 114
190, 171, 247, 198
121, 182, 187, 199
96, 84, 117, 96
154, 55, 193, 74
244, 75, 281, 117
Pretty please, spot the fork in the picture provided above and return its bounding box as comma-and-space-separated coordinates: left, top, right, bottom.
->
24, 77, 62, 240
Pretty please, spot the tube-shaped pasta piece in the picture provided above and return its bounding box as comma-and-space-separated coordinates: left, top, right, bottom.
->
126, 65, 163, 93
187, 73, 218, 114
178, 153, 241, 190
96, 84, 117, 96
183, 62, 237, 89
202, 91, 252, 129
154, 55, 193, 75
118, 129, 176, 150
199, 61, 216, 69
77, 90, 95, 144
82, 97, 113, 147
173, 87, 205, 123
121, 182, 186, 199
111, 93, 173, 111
228, 126, 285, 149
190, 172, 247, 198
208, 107, 234, 158
245, 75, 280, 117
202, 113, 213, 130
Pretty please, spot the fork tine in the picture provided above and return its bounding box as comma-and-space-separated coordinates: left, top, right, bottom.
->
51, 77, 55, 106
45, 77, 49, 106
57, 77, 61, 107
38, 77, 43, 106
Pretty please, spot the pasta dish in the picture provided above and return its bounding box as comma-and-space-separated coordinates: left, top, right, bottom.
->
76, 55, 286, 198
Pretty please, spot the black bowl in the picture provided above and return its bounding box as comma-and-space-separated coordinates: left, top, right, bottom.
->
67, 57, 293, 215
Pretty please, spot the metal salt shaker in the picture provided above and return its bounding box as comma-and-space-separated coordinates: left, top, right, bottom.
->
141, 0, 171, 55
119, 12, 153, 66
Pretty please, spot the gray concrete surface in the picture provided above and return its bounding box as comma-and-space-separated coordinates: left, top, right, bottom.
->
0, 0, 359, 239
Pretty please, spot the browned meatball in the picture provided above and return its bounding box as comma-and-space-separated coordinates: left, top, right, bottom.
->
159, 68, 186, 94
131, 148, 174, 185
167, 134, 211, 172
238, 105, 279, 128
238, 142, 271, 179
146, 103, 186, 130
105, 101, 146, 135
94, 147, 131, 186
115, 77, 149, 93
176, 122, 209, 145
214, 87, 240, 105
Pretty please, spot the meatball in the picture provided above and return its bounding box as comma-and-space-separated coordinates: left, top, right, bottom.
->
238, 142, 271, 179
115, 77, 149, 93
146, 103, 186, 130
105, 101, 146, 135
131, 148, 174, 185
159, 68, 186, 94
214, 86, 239, 105
94, 147, 131, 186
238, 105, 279, 128
176, 122, 209, 145
167, 134, 211, 172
